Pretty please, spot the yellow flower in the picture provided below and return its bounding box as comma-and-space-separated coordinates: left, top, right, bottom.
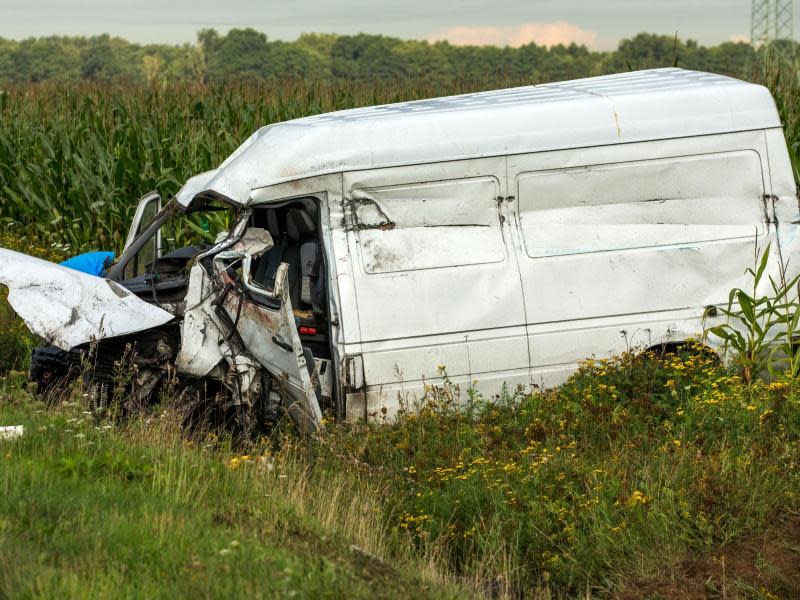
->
626, 490, 650, 507
747, 404, 757, 412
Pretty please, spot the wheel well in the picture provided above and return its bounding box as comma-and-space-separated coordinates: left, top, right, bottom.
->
645, 340, 720, 362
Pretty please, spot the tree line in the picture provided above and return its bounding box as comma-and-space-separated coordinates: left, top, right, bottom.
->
0, 29, 786, 84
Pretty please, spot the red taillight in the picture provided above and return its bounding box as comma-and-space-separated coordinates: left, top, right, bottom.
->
298, 325, 317, 336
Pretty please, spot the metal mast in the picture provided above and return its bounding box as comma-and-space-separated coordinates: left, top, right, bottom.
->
751, 0, 794, 45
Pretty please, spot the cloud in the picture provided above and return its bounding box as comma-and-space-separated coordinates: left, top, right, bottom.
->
729, 33, 750, 43
427, 21, 598, 49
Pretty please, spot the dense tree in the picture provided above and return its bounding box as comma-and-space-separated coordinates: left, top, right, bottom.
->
264, 40, 331, 79
207, 28, 270, 80
10, 36, 82, 82
81, 36, 126, 80
0, 29, 786, 86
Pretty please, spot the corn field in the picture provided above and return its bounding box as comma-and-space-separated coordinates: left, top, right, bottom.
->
1, 64, 799, 255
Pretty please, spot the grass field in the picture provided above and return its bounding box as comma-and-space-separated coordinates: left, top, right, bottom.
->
0, 380, 464, 599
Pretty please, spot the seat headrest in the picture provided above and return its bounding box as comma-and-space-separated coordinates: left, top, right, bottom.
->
286, 208, 316, 241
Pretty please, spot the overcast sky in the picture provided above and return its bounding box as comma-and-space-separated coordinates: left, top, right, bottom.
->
0, 0, 787, 50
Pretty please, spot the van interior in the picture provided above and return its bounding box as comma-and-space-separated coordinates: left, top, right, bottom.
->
249, 198, 332, 362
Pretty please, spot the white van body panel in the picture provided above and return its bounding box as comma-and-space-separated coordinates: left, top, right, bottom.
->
509, 130, 773, 387
340, 158, 530, 418
207, 69, 797, 420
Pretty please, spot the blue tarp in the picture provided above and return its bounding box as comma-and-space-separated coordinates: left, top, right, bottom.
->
59, 251, 115, 277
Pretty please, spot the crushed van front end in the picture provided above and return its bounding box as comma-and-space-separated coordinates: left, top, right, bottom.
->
1, 191, 327, 436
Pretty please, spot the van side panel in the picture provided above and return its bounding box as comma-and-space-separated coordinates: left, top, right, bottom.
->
764, 128, 800, 271
509, 131, 771, 386
342, 159, 529, 418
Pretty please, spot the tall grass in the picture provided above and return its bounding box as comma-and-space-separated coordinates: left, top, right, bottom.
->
0, 78, 523, 253
4, 344, 800, 597
0, 382, 466, 598
1, 62, 797, 255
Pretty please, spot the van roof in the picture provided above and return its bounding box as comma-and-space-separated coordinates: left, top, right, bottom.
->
179, 68, 781, 206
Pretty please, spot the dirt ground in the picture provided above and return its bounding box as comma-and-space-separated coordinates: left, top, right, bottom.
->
617, 519, 800, 599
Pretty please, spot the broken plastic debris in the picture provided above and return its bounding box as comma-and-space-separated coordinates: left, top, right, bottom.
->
0, 426, 24, 440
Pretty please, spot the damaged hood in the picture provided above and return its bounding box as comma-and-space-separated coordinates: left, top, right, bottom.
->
0, 248, 174, 351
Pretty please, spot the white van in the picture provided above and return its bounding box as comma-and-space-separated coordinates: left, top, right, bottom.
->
1, 68, 797, 431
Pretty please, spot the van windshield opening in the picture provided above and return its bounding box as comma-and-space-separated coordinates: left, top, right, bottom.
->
109, 199, 233, 283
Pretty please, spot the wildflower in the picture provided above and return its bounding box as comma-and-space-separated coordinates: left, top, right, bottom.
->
747, 404, 757, 412
626, 490, 649, 507
673, 439, 681, 447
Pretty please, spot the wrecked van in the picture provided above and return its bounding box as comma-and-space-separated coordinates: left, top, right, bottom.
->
1, 68, 797, 432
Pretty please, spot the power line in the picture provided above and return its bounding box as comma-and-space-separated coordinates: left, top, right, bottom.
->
751, 0, 794, 45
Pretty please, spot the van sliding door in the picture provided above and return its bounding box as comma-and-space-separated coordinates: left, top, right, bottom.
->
342, 160, 529, 418
509, 136, 771, 386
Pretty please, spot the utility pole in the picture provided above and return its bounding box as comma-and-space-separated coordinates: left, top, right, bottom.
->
751, 0, 794, 46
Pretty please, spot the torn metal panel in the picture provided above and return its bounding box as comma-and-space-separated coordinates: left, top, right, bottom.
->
174, 226, 270, 377
174, 169, 221, 208
175, 220, 324, 431
0, 426, 24, 440
225, 262, 324, 429
0, 249, 173, 351
174, 263, 226, 377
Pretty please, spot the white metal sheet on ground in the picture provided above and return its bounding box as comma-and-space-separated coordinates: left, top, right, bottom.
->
0, 426, 23, 440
